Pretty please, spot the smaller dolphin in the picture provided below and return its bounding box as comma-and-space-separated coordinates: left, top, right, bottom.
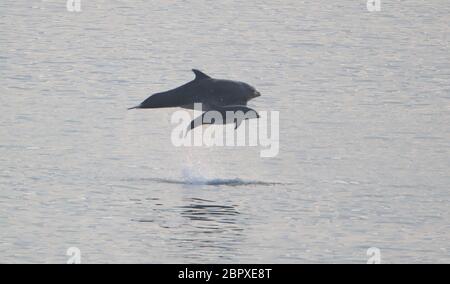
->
129, 69, 261, 131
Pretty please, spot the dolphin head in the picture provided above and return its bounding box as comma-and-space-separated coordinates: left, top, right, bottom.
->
240, 82, 261, 100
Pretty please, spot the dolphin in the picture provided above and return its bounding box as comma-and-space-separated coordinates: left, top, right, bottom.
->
129, 69, 261, 131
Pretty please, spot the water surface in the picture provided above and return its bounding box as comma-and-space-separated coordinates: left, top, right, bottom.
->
0, 0, 449, 263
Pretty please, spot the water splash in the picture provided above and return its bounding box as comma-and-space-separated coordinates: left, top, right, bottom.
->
127, 166, 288, 187
145, 176, 285, 187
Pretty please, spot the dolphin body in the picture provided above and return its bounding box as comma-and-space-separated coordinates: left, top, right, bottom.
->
129, 69, 261, 130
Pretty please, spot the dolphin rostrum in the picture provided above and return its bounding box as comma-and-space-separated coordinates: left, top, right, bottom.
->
129, 69, 261, 131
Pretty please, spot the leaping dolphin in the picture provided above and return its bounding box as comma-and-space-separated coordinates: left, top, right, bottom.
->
129, 69, 261, 131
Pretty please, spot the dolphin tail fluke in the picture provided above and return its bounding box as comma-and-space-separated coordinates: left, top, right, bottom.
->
138, 90, 192, 109
128, 105, 141, 110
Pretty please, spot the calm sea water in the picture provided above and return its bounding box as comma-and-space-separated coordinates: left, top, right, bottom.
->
0, 0, 449, 263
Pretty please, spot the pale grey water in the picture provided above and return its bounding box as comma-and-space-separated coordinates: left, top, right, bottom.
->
0, 0, 449, 263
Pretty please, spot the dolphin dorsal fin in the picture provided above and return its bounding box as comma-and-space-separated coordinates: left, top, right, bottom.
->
192, 69, 211, 80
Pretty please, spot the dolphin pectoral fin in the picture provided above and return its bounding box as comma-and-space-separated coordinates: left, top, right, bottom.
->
235, 118, 243, 129
185, 113, 205, 135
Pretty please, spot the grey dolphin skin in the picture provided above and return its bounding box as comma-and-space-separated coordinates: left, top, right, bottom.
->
129, 69, 261, 131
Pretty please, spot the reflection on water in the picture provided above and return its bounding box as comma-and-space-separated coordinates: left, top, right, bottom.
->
170, 198, 244, 262
129, 196, 245, 262
179, 198, 240, 225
